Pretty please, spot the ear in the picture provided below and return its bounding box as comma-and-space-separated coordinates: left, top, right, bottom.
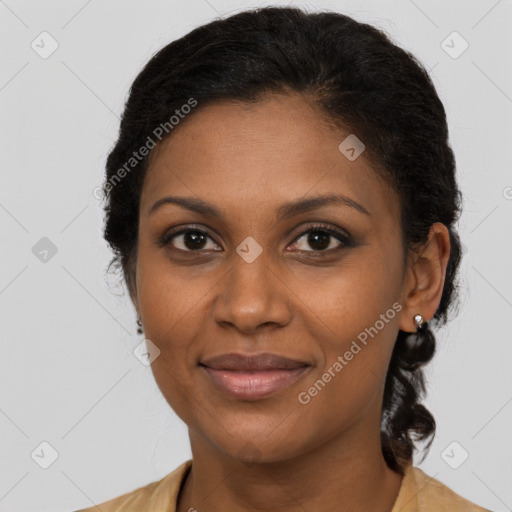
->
398, 222, 451, 333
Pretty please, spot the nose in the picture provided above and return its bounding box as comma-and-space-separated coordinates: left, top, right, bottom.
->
212, 250, 293, 334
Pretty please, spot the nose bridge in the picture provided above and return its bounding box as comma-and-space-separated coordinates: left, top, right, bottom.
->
232, 244, 271, 292
213, 242, 291, 332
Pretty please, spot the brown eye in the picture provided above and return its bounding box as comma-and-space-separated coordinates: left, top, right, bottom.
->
174, 231, 212, 250
289, 224, 353, 253
295, 231, 337, 251
157, 228, 220, 252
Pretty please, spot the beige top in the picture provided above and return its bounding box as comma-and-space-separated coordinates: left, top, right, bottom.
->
75, 459, 492, 512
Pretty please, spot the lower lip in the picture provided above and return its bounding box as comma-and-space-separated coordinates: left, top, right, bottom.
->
201, 366, 310, 401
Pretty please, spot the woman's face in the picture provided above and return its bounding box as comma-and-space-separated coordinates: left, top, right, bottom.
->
134, 93, 413, 463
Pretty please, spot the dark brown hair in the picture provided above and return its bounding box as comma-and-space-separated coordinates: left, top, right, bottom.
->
100, 6, 463, 475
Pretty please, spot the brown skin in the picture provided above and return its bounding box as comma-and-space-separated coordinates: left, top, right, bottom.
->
130, 93, 450, 512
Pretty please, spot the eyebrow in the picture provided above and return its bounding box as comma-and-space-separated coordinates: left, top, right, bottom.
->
148, 193, 371, 219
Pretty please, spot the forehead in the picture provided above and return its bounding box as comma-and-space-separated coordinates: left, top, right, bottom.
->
141, 93, 399, 224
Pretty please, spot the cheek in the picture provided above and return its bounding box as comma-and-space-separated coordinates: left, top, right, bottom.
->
294, 254, 401, 341
135, 247, 207, 343
294, 325, 397, 446
135, 249, 215, 421
149, 358, 193, 422
293, 262, 401, 420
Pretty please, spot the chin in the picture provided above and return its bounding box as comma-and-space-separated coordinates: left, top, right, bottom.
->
203, 420, 310, 465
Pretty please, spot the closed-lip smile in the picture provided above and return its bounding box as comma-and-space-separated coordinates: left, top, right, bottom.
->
199, 352, 312, 401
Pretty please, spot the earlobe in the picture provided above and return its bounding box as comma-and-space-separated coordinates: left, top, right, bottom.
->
398, 222, 451, 333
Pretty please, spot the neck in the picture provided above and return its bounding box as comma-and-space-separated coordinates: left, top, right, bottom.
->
176, 418, 405, 512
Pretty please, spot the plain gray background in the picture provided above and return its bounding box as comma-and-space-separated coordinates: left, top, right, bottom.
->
1, 1, 511, 511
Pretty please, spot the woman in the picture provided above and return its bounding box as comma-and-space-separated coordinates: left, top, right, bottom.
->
76, 6, 492, 512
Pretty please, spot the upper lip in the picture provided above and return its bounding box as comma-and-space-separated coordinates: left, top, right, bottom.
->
200, 352, 311, 371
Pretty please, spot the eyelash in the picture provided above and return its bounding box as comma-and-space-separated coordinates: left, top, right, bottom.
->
156, 223, 354, 255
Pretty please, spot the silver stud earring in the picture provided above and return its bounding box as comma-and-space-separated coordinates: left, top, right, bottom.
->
414, 314, 428, 333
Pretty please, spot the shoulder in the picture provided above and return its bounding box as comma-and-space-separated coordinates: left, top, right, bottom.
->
73, 459, 192, 512
395, 465, 493, 512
